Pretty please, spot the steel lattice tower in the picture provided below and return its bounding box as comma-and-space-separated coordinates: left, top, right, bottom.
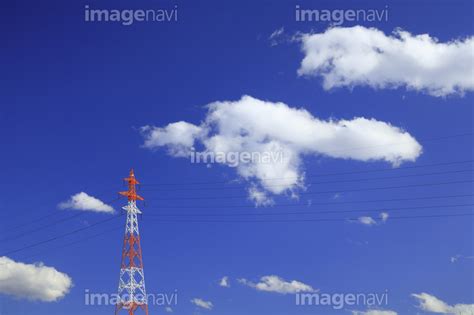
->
115, 169, 149, 315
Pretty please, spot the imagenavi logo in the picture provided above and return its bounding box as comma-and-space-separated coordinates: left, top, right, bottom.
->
295, 5, 389, 25
84, 4, 178, 25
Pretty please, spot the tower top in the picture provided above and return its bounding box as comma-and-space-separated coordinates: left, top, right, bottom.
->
119, 169, 144, 201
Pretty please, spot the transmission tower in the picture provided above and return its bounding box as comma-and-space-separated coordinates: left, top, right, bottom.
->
115, 169, 149, 315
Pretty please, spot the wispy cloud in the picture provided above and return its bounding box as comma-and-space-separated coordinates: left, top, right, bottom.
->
450, 254, 474, 263
269, 27, 285, 46
358, 216, 377, 226
238, 275, 316, 294
58, 192, 114, 214
356, 212, 390, 226
352, 310, 397, 315
248, 186, 274, 207
191, 298, 213, 310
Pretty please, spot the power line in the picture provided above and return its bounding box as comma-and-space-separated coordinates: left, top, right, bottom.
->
3, 162, 473, 256
1, 196, 120, 242
5, 211, 59, 229
7, 193, 468, 242
143, 212, 474, 223
4, 206, 472, 257
3, 194, 473, 254
0, 212, 86, 242
141, 159, 474, 186
1, 214, 123, 257
143, 203, 474, 217
1, 161, 466, 241
148, 193, 474, 209
148, 179, 474, 201
3, 196, 121, 233
141, 168, 473, 192
16, 225, 124, 262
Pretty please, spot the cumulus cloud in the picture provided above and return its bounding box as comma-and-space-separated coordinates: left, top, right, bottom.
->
380, 212, 389, 222
58, 192, 114, 213
298, 26, 474, 97
142, 122, 203, 157
352, 310, 398, 315
141, 96, 421, 203
219, 276, 230, 288
412, 293, 474, 314
165, 306, 173, 312
0, 256, 72, 302
238, 275, 316, 294
191, 298, 213, 310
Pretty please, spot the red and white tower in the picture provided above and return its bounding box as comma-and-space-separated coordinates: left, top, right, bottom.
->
115, 169, 149, 315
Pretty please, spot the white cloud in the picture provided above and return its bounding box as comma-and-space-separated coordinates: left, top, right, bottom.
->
141, 96, 422, 203
356, 212, 389, 226
141, 122, 203, 157
413, 293, 451, 313
238, 275, 316, 294
298, 26, 474, 97
269, 27, 285, 46
58, 192, 114, 213
248, 186, 274, 207
219, 276, 230, 288
270, 27, 284, 39
412, 293, 474, 315
352, 310, 398, 315
0, 256, 72, 302
450, 255, 474, 263
165, 306, 173, 313
380, 212, 389, 222
191, 298, 213, 310
358, 216, 377, 226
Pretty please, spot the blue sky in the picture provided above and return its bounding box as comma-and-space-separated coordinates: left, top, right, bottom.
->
0, 0, 473, 314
